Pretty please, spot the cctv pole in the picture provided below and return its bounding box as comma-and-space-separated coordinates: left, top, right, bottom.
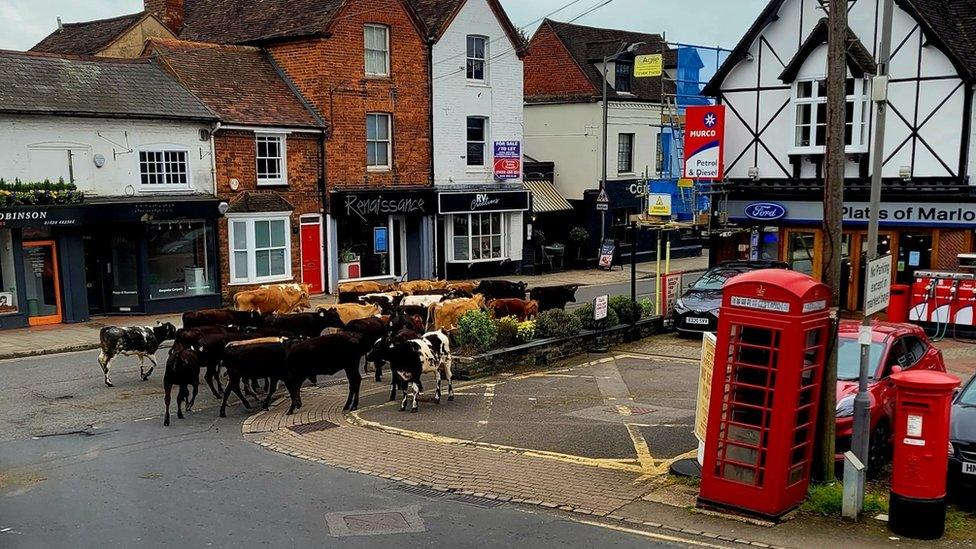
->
816, 0, 849, 483
853, 0, 895, 491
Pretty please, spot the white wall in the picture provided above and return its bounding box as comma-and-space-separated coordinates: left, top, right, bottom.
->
524, 101, 662, 200
431, 0, 523, 187
718, 0, 967, 182
0, 115, 215, 196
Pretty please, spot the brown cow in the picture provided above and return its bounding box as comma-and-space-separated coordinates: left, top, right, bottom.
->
319, 303, 382, 325
428, 294, 487, 331
234, 284, 311, 314
488, 299, 540, 321
446, 282, 477, 296
397, 279, 447, 294
338, 281, 386, 293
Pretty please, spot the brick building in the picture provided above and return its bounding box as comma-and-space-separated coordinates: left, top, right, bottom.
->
146, 39, 328, 299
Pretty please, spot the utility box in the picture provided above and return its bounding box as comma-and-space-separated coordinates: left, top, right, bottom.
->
698, 269, 831, 520
888, 370, 960, 540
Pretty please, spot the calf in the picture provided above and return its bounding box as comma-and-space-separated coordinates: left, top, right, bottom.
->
476, 280, 528, 301
387, 330, 454, 413
264, 309, 343, 338
218, 337, 290, 417
283, 333, 364, 414
182, 308, 265, 329
529, 284, 581, 311
163, 347, 203, 426
488, 298, 540, 321
319, 303, 382, 325
98, 322, 177, 387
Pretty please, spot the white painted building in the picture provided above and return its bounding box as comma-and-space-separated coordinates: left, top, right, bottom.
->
704, 0, 976, 312
414, 0, 531, 277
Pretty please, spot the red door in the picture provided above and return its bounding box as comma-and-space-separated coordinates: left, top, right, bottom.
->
300, 220, 324, 294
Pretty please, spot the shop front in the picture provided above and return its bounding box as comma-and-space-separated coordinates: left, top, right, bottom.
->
722, 199, 976, 312
0, 196, 222, 329
437, 189, 531, 279
327, 189, 436, 291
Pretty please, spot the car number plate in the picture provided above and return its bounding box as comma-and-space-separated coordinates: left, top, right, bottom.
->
686, 317, 710, 326
964, 462, 976, 476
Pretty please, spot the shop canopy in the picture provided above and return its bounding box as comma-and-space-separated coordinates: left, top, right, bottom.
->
525, 180, 573, 213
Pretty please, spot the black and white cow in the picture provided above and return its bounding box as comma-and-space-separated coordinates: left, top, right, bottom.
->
97, 322, 177, 387
387, 330, 453, 413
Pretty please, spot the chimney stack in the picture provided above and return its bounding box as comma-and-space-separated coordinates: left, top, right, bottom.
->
144, 0, 184, 33
57, 17, 63, 33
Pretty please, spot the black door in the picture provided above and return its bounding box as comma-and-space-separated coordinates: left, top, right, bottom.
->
83, 234, 106, 315
896, 232, 933, 285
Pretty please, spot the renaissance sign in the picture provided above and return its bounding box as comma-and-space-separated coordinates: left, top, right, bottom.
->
727, 200, 976, 228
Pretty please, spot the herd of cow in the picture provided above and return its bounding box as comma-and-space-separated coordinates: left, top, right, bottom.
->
95, 279, 582, 427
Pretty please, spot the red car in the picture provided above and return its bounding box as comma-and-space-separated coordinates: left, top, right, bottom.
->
835, 320, 947, 473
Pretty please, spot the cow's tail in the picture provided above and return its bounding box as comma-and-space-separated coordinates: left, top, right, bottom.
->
425, 303, 437, 332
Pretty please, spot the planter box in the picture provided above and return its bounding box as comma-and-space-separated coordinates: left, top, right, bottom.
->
455, 316, 664, 378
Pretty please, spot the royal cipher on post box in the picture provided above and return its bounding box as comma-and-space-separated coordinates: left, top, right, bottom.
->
698, 270, 831, 520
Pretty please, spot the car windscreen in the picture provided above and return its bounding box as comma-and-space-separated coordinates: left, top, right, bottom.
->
837, 339, 885, 381
959, 379, 976, 406
692, 268, 747, 291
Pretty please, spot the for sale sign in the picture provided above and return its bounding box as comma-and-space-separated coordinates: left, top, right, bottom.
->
683, 105, 725, 180
493, 141, 521, 180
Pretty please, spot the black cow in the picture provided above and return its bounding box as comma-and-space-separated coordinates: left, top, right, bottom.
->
163, 347, 203, 426
98, 322, 177, 387
342, 316, 391, 379
529, 284, 581, 311
387, 330, 453, 413
475, 280, 528, 301
218, 338, 290, 417
284, 333, 364, 414
175, 328, 287, 398
264, 309, 343, 338
182, 308, 265, 329
358, 292, 405, 315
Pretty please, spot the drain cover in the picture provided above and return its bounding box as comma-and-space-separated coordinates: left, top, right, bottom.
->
288, 420, 339, 435
387, 484, 447, 499
451, 494, 505, 508
325, 507, 426, 537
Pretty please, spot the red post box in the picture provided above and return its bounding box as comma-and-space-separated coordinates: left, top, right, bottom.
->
698, 270, 830, 520
888, 284, 910, 324
888, 370, 960, 540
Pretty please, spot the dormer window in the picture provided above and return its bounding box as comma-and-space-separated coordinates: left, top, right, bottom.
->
615, 61, 633, 93
792, 77, 868, 154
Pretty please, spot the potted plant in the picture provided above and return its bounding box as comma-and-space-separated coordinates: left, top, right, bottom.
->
339, 247, 361, 280
569, 226, 589, 266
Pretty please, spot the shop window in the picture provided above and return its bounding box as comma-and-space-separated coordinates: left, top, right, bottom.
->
792, 77, 868, 153
466, 117, 488, 167
228, 215, 292, 284
367, 113, 391, 170
139, 150, 189, 188
147, 221, 217, 300
0, 229, 18, 314
256, 134, 286, 185
466, 35, 487, 81
788, 231, 816, 276
618, 133, 634, 173
336, 216, 395, 280
452, 213, 503, 262
364, 24, 390, 76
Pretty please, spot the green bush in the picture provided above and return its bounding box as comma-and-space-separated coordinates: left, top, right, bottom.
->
573, 303, 620, 331
455, 309, 497, 353
494, 316, 519, 348
639, 297, 654, 318
609, 295, 642, 324
516, 320, 536, 343
536, 309, 582, 339
0, 177, 83, 207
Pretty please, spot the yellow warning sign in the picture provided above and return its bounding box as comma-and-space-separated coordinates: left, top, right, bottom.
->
647, 193, 672, 216
678, 178, 694, 188
695, 332, 716, 442
634, 54, 663, 78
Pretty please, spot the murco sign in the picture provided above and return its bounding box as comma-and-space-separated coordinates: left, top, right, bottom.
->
684, 105, 725, 180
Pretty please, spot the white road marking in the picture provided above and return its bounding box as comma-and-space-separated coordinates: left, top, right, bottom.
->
478, 384, 496, 425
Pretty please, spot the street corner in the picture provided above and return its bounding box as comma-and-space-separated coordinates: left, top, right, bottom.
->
351, 352, 701, 479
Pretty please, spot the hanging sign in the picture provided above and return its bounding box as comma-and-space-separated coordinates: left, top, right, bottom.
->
634, 54, 663, 78
683, 105, 725, 180
493, 141, 521, 180
648, 193, 673, 216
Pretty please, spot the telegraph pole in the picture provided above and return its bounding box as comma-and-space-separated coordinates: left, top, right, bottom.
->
816, 0, 848, 482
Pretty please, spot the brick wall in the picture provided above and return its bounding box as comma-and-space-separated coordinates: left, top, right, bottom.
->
523, 23, 596, 100
214, 130, 324, 301
268, 0, 431, 191
936, 229, 972, 270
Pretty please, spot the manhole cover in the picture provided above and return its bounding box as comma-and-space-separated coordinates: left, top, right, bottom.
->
325, 507, 425, 537
620, 406, 656, 416
288, 420, 339, 435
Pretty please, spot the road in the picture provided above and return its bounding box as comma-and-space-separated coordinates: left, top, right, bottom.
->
0, 350, 693, 548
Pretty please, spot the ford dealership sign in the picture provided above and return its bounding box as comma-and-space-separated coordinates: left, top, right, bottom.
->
744, 202, 787, 221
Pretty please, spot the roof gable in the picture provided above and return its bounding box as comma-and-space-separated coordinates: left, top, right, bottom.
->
30, 12, 168, 56
779, 18, 877, 82
146, 39, 324, 129
410, 0, 527, 56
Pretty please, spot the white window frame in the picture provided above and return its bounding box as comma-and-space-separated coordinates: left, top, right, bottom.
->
617, 133, 635, 174
466, 116, 489, 169
791, 76, 869, 155
364, 24, 390, 77
366, 113, 392, 171
448, 212, 506, 263
137, 146, 191, 191
227, 212, 293, 285
466, 35, 488, 83
255, 133, 287, 185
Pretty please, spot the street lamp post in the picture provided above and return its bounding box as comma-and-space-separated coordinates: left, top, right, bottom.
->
600, 42, 645, 245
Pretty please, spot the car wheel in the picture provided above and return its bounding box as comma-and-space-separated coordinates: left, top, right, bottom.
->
868, 421, 891, 478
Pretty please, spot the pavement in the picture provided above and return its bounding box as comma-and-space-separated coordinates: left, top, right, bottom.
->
0, 257, 709, 361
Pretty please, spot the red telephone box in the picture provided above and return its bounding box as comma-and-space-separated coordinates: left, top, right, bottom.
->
698, 269, 830, 520
888, 370, 960, 540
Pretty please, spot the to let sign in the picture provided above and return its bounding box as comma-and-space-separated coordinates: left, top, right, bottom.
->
683, 105, 725, 180
865, 254, 893, 316
493, 141, 521, 180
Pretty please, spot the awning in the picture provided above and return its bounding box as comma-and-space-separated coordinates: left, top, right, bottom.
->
525, 180, 573, 213
227, 191, 294, 214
